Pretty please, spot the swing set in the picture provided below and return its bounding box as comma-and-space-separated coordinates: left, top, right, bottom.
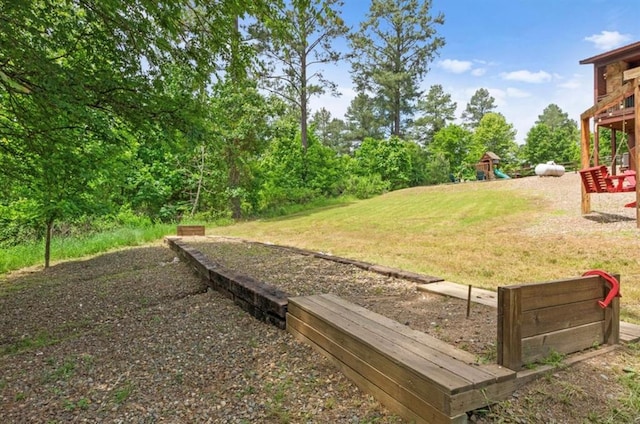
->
579, 118, 637, 207
578, 42, 640, 226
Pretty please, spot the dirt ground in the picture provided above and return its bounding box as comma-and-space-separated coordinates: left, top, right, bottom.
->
1, 174, 640, 423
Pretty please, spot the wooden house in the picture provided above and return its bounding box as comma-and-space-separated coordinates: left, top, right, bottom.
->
579, 41, 640, 225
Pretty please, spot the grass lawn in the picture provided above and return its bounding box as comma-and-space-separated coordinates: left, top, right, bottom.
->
213, 180, 640, 324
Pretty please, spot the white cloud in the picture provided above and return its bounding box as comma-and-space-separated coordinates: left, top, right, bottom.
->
438, 59, 473, 74
501, 70, 552, 83
309, 86, 356, 119
584, 30, 632, 50
471, 68, 486, 77
506, 88, 531, 98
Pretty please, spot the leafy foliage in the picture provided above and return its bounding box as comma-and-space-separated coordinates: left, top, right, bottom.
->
473, 113, 519, 167
429, 124, 479, 180
413, 84, 457, 145
349, 0, 445, 136
251, 0, 348, 149
462, 88, 497, 129
522, 104, 579, 166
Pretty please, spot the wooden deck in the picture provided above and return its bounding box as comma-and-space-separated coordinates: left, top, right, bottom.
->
287, 294, 516, 424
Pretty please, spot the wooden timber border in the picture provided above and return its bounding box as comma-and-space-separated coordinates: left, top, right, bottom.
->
288, 293, 516, 424
176, 225, 206, 236
166, 237, 289, 328
166, 236, 635, 423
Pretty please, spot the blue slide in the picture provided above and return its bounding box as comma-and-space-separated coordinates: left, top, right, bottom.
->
494, 169, 510, 179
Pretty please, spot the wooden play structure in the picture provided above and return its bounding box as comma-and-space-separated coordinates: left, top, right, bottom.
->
475, 151, 500, 180
579, 41, 640, 225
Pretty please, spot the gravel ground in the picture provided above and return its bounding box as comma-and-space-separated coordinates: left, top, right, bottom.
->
1, 173, 639, 423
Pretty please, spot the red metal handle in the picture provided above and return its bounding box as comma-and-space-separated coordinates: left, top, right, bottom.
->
582, 270, 621, 309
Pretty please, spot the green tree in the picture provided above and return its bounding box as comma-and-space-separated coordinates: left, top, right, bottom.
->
412, 84, 457, 145
473, 113, 518, 165
429, 124, 479, 179
251, 0, 348, 150
344, 93, 385, 141
522, 104, 579, 166
349, 0, 445, 137
310, 108, 349, 154
257, 123, 344, 211
462, 88, 496, 129
353, 137, 416, 190
0, 0, 273, 266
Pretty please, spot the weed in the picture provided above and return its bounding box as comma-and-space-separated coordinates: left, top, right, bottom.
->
324, 397, 336, 409
113, 382, 133, 404
557, 381, 585, 405
1, 332, 57, 356
265, 377, 293, 423
540, 350, 565, 368
173, 371, 184, 385
80, 353, 94, 366
44, 358, 76, 383
14, 391, 26, 401
478, 344, 496, 364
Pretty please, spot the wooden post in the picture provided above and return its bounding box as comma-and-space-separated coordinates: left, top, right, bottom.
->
497, 286, 522, 370
635, 78, 640, 227
466, 285, 472, 319
581, 117, 592, 214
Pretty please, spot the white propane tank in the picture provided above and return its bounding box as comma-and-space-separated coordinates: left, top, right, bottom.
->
534, 161, 565, 177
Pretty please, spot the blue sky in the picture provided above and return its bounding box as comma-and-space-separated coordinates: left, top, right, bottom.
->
310, 0, 640, 143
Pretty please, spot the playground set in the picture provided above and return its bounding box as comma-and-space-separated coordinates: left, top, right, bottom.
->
578, 41, 640, 225
475, 151, 509, 180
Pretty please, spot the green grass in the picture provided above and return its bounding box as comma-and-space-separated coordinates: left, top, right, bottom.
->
0, 224, 175, 274
3, 180, 640, 321
210, 181, 640, 321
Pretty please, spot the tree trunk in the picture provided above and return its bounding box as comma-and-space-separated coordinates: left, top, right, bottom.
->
394, 87, 401, 137
190, 144, 206, 217
228, 145, 242, 220
44, 218, 53, 269
300, 53, 308, 151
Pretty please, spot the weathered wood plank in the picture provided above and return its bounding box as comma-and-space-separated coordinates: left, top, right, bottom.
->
521, 322, 605, 364
176, 225, 205, 236
306, 294, 511, 386
417, 281, 498, 308
520, 299, 604, 338
620, 320, 640, 342
605, 297, 620, 345
287, 300, 468, 397
287, 313, 462, 423
517, 276, 604, 311
623, 66, 640, 81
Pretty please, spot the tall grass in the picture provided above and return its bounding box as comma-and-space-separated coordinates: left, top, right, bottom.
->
0, 224, 175, 274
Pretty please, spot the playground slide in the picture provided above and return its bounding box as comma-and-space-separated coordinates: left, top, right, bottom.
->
494, 169, 510, 179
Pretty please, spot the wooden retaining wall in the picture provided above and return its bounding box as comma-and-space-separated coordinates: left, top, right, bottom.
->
288, 294, 516, 424
166, 237, 289, 328
498, 274, 620, 370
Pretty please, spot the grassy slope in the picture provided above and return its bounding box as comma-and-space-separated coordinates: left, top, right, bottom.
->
214, 181, 640, 323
